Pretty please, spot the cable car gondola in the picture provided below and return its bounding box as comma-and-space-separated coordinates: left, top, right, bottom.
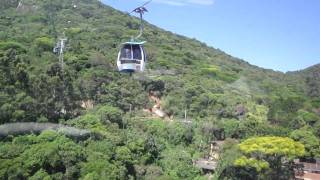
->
116, 1, 151, 73
117, 41, 146, 73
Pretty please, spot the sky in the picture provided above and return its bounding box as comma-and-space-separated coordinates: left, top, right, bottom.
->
103, 0, 320, 72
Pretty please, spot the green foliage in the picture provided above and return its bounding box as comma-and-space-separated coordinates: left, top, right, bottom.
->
214, 138, 241, 179
0, 0, 19, 10
221, 119, 239, 138
305, 69, 320, 98
290, 128, 320, 158
311, 98, 320, 108
0, 0, 319, 179
66, 28, 82, 37
238, 136, 304, 158
0, 131, 84, 179
296, 109, 320, 125
0, 41, 27, 53
234, 156, 269, 172
80, 140, 121, 179
159, 147, 201, 179
234, 136, 304, 180
200, 65, 238, 82
29, 169, 52, 180
80, 161, 120, 180
35, 37, 54, 52
96, 105, 123, 127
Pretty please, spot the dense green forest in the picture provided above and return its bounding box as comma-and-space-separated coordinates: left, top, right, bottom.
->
0, 0, 319, 179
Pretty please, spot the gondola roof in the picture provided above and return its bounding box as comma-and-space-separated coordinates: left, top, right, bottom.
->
122, 41, 146, 45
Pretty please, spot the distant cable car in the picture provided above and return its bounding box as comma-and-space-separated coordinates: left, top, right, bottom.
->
116, 1, 151, 73
117, 41, 146, 73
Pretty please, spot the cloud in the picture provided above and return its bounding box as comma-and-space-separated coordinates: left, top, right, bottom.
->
187, 0, 215, 5
148, 0, 215, 6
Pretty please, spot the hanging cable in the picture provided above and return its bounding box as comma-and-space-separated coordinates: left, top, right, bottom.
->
130, 0, 152, 40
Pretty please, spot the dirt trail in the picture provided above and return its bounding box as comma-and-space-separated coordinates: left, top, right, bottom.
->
144, 91, 169, 119
296, 172, 320, 180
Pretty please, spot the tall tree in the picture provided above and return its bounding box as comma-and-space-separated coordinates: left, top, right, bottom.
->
234, 136, 304, 180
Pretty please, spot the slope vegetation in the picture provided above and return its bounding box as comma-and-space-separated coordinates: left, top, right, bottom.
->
0, 0, 319, 179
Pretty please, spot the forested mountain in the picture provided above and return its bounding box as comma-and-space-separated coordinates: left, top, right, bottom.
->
0, 0, 319, 179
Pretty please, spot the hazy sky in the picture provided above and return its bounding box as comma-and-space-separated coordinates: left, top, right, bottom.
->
103, 0, 320, 72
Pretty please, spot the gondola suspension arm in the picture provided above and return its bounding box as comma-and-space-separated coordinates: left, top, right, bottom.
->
131, 0, 152, 40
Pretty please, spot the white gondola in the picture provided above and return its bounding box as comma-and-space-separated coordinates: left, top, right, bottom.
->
117, 41, 146, 73
116, 1, 151, 73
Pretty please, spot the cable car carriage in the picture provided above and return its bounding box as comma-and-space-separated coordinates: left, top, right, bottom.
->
117, 41, 146, 73
116, 1, 151, 73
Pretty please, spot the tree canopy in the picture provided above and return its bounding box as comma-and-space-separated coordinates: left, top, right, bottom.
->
0, 0, 319, 179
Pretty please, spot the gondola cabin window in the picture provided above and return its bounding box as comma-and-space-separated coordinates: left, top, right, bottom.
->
133, 45, 142, 60
120, 45, 132, 59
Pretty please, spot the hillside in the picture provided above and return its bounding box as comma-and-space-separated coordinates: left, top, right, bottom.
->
0, 0, 319, 179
